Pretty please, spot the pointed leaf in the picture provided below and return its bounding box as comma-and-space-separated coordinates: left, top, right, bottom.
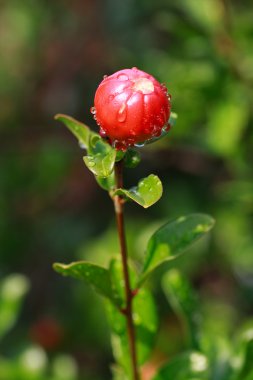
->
83, 148, 116, 178
55, 114, 117, 178
140, 214, 215, 284
153, 351, 209, 380
162, 270, 202, 350
53, 261, 120, 306
113, 174, 163, 208
95, 172, 115, 191
55, 114, 91, 149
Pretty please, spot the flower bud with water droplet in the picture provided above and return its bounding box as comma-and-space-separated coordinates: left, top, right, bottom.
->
92, 68, 171, 150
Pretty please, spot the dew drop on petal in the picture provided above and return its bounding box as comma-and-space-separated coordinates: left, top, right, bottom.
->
134, 142, 145, 148
103, 74, 108, 79
117, 73, 129, 81
100, 128, 107, 138
90, 107, 96, 115
117, 103, 127, 123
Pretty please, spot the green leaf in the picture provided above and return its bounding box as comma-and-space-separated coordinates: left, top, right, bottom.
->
153, 351, 209, 380
84, 148, 116, 178
113, 174, 163, 208
53, 261, 120, 307
84, 132, 117, 178
55, 113, 117, 179
111, 365, 129, 380
140, 214, 215, 284
95, 172, 115, 191
0, 274, 30, 339
162, 270, 202, 350
54, 114, 91, 149
233, 323, 253, 380
245, 371, 253, 380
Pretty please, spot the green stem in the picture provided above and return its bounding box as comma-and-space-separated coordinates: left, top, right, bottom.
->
113, 160, 140, 380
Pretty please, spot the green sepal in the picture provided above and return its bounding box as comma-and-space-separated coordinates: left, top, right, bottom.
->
162, 270, 202, 350
152, 351, 209, 380
139, 214, 215, 285
124, 149, 141, 168
143, 112, 178, 146
113, 174, 163, 208
53, 261, 121, 307
115, 150, 126, 162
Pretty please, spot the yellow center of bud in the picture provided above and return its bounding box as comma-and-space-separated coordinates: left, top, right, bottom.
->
132, 78, 154, 95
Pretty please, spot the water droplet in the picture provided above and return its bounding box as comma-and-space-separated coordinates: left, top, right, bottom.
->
132, 67, 138, 71
103, 74, 108, 79
117, 103, 127, 123
162, 123, 171, 133
78, 141, 87, 150
90, 106, 96, 115
134, 142, 145, 148
100, 128, 107, 138
167, 93, 172, 101
117, 73, 129, 81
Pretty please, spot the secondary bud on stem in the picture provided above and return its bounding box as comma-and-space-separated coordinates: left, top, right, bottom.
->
91, 67, 171, 150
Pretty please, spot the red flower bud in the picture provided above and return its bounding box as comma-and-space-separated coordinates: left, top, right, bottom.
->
91, 67, 171, 150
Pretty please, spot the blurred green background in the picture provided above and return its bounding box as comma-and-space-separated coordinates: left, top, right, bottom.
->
0, 0, 253, 379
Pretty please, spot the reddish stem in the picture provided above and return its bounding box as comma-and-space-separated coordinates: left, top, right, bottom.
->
114, 160, 140, 380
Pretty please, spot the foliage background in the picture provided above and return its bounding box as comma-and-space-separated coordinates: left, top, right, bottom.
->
0, 0, 253, 379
